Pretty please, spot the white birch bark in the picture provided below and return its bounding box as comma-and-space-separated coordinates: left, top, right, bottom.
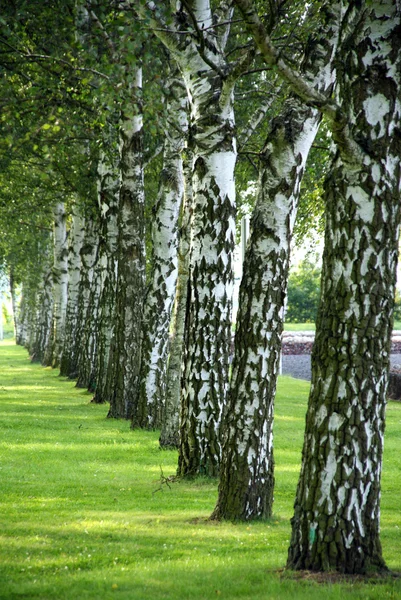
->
60, 204, 85, 376
21, 292, 36, 352
106, 65, 146, 420
287, 1, 401, 574
159, 145, 194, 448
134, 73, 187, 430
43, 202, 68, 367
137, 0, 238, 476
212, 2, 342, 520
76, 236, 102, 390
92, 147, 120, 403
15, 289, 27, 347
52, 202, 68, 366
179, 50, 237, 473
31, 264, 53, 364
135, 1, 259, 474
9, 267, 18, 340
66, 211, 98, 379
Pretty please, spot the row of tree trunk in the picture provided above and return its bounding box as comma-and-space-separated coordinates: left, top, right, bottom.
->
12, 0, 401, 576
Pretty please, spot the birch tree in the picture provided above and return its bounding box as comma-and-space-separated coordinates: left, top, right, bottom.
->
106, 63, 146, 420
212, 2, 342, 521
64, 210, 99, 379
135, 0, 252, 476
43, 202, 68, 368
235, 0, 401, 572
159, 144, 193, 448
30, 263, 53, 364
91, 148, 120, 404
286, 1, 401, 574
76, 238, 103, 390
134, 71, 187, 430
60, 204, 85, 376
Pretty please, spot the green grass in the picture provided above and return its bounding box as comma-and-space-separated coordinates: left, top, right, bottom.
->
0, 339, 400, 599
284, 322, 316, 331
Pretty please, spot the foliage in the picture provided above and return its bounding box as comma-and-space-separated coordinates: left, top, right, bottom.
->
286, 255, 321, 323
0, 340, 400, 598
1, 301, 12, 325
393, 289, 401, 322
294, 122, 330, 246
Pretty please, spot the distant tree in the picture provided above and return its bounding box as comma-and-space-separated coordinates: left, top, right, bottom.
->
286, 256, 321, 323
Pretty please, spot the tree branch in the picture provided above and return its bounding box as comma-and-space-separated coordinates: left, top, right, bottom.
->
233, 0, 366, 164
24, 53, 109, 80
18, 220, 52, 232
238, 88, 280, 150
85, 2, 117, 59
233, 0, 335, 111
180, 0, 225, 75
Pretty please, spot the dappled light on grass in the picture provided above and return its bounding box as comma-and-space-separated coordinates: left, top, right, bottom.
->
0, 341, 400, 599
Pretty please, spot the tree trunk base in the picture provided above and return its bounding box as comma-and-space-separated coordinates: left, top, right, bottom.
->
159, 435, 179, 450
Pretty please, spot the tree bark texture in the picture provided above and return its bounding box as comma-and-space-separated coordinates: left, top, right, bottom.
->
212, 1, 342, 519
212, 100, 321, 519
178, 13, 236, 478
31, 265, 53, 364
59, 206, 85, 376
43, 203, 68, 368
137, 0, 238, 476
64, 212, 99, 379
91, 148, 119, 403
106, 66, 145, 420
134, 74, 187, 430
287, 1, 401, 574
76, 239, 102, 390
159, 146, 193, 449
9, 267, 18, 340
15, 290, 27, 347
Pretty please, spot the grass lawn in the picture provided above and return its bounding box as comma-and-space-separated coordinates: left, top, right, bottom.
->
0, 339, 400, 599
284, 323, 316, 331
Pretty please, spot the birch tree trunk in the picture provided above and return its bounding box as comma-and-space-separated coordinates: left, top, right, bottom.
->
134, 74, 187, 430
159, 146, 193, 449
31, 264, 53, 364
136, 0, 242, 476
212, 2, 341, 520
287, 1, 401, 574
76, 237, 102, 390
17, 273, 40, 353
177, 71, 236, 476
91, 149, 119, 404
9, 267, 18, 340
212, 102, 320, 519
22, 292, 37, 354
43, 202, 68, 368
65, 212, 98, 379
59, 205, 85, 377
177, 5, 237, 478
106, 65, 145, 420
52, 202, 68, 367
15, 289, 26, 346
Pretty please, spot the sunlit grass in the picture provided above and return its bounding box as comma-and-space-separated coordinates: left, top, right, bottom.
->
284, 322, 316, 331
0, 341, 400, 599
